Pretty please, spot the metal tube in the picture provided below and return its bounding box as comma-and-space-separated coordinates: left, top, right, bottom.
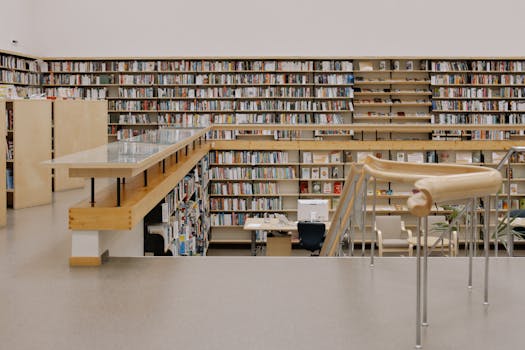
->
506, 161, 512, 256
423, 216, 429, 327
361, 177, 367, 257
468, 199, 474, 289
370, 178, 377, 266
415, 217, 422, 348
494, 194, 499, 257
484, 196, 490, 305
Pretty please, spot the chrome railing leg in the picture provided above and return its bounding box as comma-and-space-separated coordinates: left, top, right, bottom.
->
484, 196, 490, 305
423, 215, 429, 327
416, 217, 422, 348
370, 177, 377, 267
468, 198, 475, 289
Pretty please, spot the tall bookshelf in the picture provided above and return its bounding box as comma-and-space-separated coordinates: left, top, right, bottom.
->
0, 50, 42, 97
5, 100, 52, 209
41, 58, 354, 141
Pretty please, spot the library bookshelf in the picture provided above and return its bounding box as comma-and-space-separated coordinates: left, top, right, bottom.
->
4, 49, 525, 253
4, 99, 52, 209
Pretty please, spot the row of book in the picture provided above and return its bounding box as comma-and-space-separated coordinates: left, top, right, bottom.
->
210, 197, 283, 211
108, 100, 158, 111
0, 54, 39, 71
44, 60, 351, 73
431, 61, 525, 72
157, 73, 342, 85
299, 181, 343, 194
431, 113, 525, 125
155, 86, 353, 98
300, 166, 342, 179
431, 75, 525, 85
432, 100, 525, 111
44, 74, 114, 85
0, 70, 40, 85
210, 113, 345, 124
210, 151, 289, 164
209, 167, 296, 180
119, 87, 155, 98
432, 87, 525, 98
46, 87, 107, 99
6, 140, 13, 160
108, 100, 353, 112
210, 213, 247, 226
210, 182, 279, 195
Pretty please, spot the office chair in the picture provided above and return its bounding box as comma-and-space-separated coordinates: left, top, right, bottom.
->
298, 221, 326, 256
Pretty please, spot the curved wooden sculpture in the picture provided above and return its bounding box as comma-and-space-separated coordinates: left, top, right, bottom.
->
362, 155, 502, 217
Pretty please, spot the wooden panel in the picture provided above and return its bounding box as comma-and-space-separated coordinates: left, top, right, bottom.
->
54, 100, 108, 191
0, 101, 6, 226
69, 144, 210, 230
13, 100, 52, 209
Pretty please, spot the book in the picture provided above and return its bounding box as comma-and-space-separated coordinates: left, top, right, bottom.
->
492, 152, 505, 164
312, 181, 322, 194
510, 183, 518, 194
302, 151, 312, 163
301, 167, 311, 179
396, 152, 405, 162
311, 167, 320, 179
359, 61, 373, 71
313, 152, 329, 163
331, 167, 340, 179
407, 152, 424, 163
320, 167, 329, 179
455, 151, 472, 164
300, 181, 309, 194
323, 182, 332, 194
334, 181, 342, 194
329, 151, 341, 163
332, 197, 340, 209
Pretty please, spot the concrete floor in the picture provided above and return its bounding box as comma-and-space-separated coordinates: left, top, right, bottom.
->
0, 188, 524, 350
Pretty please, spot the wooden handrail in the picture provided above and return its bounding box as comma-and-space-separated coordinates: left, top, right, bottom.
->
363, 156, 502, 217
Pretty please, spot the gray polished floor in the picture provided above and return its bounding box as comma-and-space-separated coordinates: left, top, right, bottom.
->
0, 189, 523, 350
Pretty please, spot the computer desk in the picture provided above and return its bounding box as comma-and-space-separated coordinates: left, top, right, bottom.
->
243, 218, 330, 256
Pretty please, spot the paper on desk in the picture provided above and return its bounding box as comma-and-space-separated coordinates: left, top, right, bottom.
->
246, 223, 262, 228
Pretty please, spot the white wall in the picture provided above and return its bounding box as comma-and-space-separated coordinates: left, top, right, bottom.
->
0, 0, 36, 55
2, 0, 525, 57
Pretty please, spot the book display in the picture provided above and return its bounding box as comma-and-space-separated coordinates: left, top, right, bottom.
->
353, 58, 432, 141
145, 154, 210, 256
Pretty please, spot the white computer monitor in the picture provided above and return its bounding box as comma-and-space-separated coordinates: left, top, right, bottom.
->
297, 199, 329, 222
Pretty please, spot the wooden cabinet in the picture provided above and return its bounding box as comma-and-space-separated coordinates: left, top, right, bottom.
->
53, 100, 108, 191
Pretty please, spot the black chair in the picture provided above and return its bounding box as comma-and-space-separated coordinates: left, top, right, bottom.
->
298, 221, 326, 256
